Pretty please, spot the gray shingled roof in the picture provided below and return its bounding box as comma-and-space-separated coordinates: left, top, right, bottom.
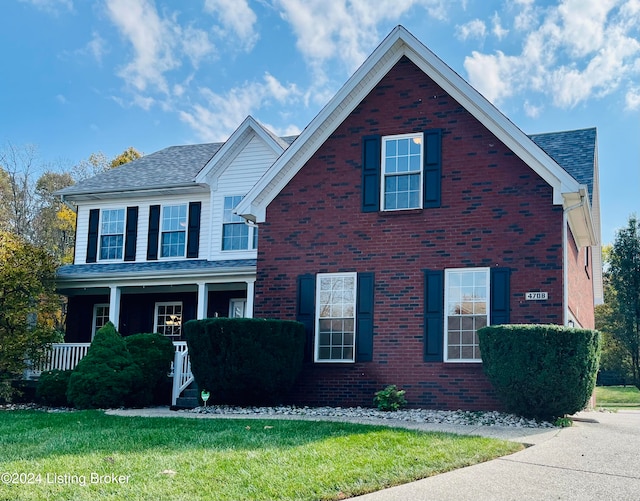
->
57, 143, 224, 196
57, 259, 256, 279
529, 128, 597, 204
57, 135, 299, 197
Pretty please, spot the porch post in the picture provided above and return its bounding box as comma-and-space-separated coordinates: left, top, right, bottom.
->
108, 286, 121, 331
197, 282, 208, 319
246, 279, 255, 318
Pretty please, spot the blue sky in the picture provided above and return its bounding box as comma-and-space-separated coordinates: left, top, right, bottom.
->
1, 0, 638, 244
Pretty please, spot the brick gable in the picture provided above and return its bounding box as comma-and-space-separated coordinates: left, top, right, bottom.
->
255, 56, 565, 409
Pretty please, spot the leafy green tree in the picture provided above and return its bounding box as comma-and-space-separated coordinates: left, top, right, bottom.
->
110, 146, 142, 168
605, 215, 640, 388
0, 231, 61, 400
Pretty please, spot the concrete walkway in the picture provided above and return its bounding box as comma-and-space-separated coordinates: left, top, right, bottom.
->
107, 407, 640, 501
354, 410, 640, 501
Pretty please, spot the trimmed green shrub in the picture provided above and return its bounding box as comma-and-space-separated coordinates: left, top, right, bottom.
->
478, 324, 601, 421
36, 369, 73, 407
185, 318, 305, 405
374, 385, 407, 411
125, 333, 174, 407
66, 322, 143, 409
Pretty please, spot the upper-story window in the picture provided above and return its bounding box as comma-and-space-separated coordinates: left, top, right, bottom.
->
99, 209, 125, 260
382, 133, 423, 210
222, 195, 256, 251
161, 204, 187, 258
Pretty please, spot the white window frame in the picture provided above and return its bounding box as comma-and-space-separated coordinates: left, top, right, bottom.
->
315, 272, 357, 363
229, 298, 247, 318
160, 204, 187, 259
98, 208, 125, 261
92, 303, 110, 339
154, 301, 183, 338
444, 267, 490, 363
222, 195, 257, 251
381, 133, 423, 211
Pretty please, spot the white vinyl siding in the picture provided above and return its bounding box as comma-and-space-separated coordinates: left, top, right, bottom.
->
74, 194, 209, 264
209, 136, 278, 259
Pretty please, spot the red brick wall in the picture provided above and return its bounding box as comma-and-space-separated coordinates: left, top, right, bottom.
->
567, 226, 595, 328
255, 57, 565, 410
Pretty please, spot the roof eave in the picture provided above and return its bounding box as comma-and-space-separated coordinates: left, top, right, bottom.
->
59, 183, 209, 202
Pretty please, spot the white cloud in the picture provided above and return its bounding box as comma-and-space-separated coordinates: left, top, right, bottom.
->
203, 0, 258, 51
456, 19, 486, 41
464, 0, 640, 113
105, 0, 214, 95
84, 31, 108, 64
178, 74, 301, 141
523, 100, 542, 118
491, 12, 509, 40
626, 88, 640, 110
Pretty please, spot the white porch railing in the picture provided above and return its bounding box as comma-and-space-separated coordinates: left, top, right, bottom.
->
24, 342, 194, 406
171, 345, 194, 406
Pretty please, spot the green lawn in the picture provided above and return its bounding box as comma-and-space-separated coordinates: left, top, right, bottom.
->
596, 385, 640, 408
0, 410, 522, 501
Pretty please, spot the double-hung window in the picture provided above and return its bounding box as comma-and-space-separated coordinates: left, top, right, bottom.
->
222, 195, 256, 251
92, 304, 110, 339
315, 273, 357, 362
382, 133, 423, 210
444, 268, 489, 362
154, 301, 183, 338
99, 209, 125, 260
161, 204, 187, 258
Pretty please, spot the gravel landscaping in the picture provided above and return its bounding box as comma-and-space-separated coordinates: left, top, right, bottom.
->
187, 405, 555, 428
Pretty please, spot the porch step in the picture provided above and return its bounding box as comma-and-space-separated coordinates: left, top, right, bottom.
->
172, 385, 200, 410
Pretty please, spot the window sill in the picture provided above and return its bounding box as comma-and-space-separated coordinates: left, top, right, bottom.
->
378, 208, 424, 217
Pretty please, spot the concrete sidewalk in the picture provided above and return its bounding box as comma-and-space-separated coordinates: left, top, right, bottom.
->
108, 407, 640, 501
354, 410, 640, 501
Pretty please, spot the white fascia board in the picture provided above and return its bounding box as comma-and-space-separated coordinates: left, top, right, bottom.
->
564, 189, 598, 248
236, 25, 581, 222
195, 116, 285, 184
61, 184, 209, 202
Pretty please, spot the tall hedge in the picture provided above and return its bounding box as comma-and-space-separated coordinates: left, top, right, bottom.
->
66, 322, 143, 409
125, 333, 174, 406
478, 324, 601, 421
185, 318, 305, 405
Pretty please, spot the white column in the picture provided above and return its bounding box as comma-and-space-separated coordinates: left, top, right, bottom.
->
245, 280, 255, 318
197, 282, 208, 319
108, 286, 121, 331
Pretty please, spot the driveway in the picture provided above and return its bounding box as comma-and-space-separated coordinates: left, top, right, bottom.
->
354, 410, 640, 501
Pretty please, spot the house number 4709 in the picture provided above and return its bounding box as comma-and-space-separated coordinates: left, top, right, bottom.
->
525, 292, 548, 301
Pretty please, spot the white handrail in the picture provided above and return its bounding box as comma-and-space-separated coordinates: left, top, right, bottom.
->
171, 347, 194, 406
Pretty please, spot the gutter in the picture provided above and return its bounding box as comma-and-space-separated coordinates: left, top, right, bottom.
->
562, 189, 587, 326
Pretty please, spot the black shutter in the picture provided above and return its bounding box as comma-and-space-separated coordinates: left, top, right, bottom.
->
356, 272, 375, 362
362, 135, 381, 212
186, 202, 201, 259
86, 209, 99, 263
423, 129, 442, 208
490, 267, 511, 325
296, 274, 316, 362
424, 269, 444, 362
124, 206, 138, 262
147, 205, 160, 260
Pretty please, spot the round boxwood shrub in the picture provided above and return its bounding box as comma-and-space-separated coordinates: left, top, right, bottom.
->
478, 324, 601, 421
36, 369, 73, 407
66, 322, 143, 409
185, 318, 305, 406
125, 332, 174, 407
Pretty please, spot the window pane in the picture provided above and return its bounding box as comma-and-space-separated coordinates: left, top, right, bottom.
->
316, 273, 356, 362
445, 268, 489, 361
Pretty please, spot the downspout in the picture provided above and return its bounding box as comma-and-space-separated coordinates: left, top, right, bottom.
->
563, 193, 586, 326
